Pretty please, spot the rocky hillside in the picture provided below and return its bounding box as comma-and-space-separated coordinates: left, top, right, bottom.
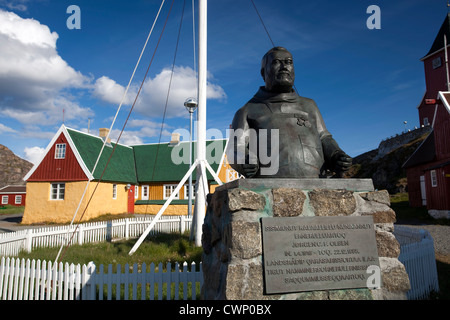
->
344, 126, 432, 194
0, 145, 33, 188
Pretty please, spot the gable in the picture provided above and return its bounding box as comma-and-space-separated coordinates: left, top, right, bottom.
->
26, 131, 88, 182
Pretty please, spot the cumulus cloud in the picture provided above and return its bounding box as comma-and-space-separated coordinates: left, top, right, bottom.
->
136, 66, 226, 118
0, 9, 91, 124
23, 146, 45, 164
93, 76, 135, 106
93, 66, 226, 118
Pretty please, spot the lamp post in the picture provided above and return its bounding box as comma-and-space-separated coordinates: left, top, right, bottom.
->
184, 97, 198, 218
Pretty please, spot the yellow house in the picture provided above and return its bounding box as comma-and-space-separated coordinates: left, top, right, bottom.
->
22, 125, 239, 224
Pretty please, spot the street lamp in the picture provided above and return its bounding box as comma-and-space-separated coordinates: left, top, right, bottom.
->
184, 97, 198, 218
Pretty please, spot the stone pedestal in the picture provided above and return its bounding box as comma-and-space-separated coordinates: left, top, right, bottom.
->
201, 178, 410, 300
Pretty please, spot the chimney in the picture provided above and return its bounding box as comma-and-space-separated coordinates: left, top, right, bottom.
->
99, 128, 111, 144
169, 132, 180, 147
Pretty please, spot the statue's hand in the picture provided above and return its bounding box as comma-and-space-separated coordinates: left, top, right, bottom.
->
331, 151, 352, 177
242, 163, 259, 178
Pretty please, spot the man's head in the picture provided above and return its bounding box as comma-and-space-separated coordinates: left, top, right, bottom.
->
261, 47, 295, 93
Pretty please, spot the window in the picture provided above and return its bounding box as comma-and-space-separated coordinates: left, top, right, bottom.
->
135, 186, 139, 199
431, 170, 438, 187
184, 184, 196, 200
142, 185, 149, 200
432, 57, 442, 69
1, 196, 8, 205
15, 195, 22, 204
113, 184, 117, 199
50, 183, 65, 200
163, 185, 179, 200
423, 117, 429, 126
55, 143, 66, 159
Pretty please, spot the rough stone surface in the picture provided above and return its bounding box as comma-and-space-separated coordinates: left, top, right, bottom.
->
376, 230, 401, 258
228, 220, 262, 259
227, 188, 266, 212
354, 192, 396, 224
225, 261, 266, 300
358, 190, 390, 206
379, 257, 411, 295
272, 188, 306, 217
308, 189, 356, 216
328, 289, 373, 300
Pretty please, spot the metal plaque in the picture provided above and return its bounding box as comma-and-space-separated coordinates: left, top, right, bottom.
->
261, 216, 380, 294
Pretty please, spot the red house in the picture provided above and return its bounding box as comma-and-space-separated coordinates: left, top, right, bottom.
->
0, 185, 26, 207
403, 13, 450, 219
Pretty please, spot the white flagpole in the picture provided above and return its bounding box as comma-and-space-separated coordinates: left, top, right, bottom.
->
193, 0, 207, 246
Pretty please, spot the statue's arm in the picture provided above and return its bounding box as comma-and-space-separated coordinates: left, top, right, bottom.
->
227, 107, 259, 177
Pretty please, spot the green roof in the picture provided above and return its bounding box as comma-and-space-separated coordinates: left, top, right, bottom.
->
132, 140, 227, 183
66, 127, 226, 184
67, 128, 138, 184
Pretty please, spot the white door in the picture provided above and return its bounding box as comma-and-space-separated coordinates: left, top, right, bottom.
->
142, 185, 149, 200
420, 175, 427, 206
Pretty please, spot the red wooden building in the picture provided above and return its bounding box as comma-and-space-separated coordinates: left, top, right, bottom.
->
0, 185, 26, 207
403, 13, 450, 219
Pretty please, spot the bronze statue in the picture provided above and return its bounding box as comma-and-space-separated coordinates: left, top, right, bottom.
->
228, 47, 352, 178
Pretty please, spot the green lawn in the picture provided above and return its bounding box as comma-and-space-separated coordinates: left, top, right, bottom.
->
17, 231, 203, 271
0, 205, 24, 215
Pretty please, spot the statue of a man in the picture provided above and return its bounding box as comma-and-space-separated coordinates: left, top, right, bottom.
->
228, 47, 352, 178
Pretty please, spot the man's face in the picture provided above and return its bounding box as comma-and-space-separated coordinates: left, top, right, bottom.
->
263, 50, 295, 93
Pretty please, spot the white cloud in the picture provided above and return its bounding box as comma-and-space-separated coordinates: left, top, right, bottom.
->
0, 1, 28, 12
93, 66, 226, 118
93, 76, 135, 106
136, 66, 226, 118
0, 122, 17, 133
23, 146, 44, 164
0, 9, 90, 124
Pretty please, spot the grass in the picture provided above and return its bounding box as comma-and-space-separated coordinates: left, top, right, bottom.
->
390, 193, 450, 226
17, 231, 203, 270
0, 205, 24, 215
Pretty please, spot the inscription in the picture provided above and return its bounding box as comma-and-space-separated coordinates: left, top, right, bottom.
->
261, 216, 379, 294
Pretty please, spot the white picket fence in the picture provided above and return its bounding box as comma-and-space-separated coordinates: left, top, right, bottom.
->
394, 225, 440, 300
0, 215, 192, 257
0, 257, 202, 300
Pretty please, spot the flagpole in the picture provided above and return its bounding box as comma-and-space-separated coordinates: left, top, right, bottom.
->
193, 0, 207, 246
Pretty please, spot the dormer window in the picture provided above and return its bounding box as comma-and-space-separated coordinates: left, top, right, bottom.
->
55, 143, 66, 159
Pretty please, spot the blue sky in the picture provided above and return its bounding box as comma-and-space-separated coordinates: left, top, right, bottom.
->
0, 0, 447, 164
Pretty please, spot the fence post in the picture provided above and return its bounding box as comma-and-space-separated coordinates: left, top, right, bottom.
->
25, 229, 32, 253
78, 224, 84, 246
180, 215, 185, 234
125, 218, 130, 240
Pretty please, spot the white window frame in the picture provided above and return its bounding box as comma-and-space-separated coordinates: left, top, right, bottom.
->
54, 143, 66, 159
135, 185, 139, 199
431, 170, 438, 187
15, 195, 22, 204
163, 184, 179, 200
113, 184, 117, 199
1, 195, 8, 205
184, 184, 195, 200
142, 185, 149, 200
50, 183, 65, 200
